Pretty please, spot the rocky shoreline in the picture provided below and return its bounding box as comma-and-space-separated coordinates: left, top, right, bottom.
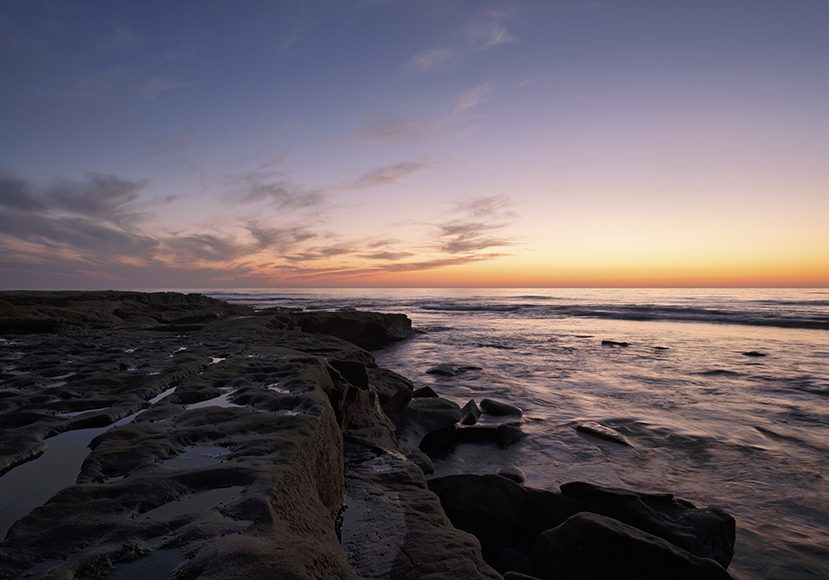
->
0, 292, 736, 579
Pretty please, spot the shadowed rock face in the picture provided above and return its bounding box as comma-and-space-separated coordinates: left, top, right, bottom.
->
532, 513, 732, 580
430, 474, 736, 578
0, 292, 499, 579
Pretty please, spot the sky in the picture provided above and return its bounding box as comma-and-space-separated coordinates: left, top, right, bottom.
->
1, 0, 828, 289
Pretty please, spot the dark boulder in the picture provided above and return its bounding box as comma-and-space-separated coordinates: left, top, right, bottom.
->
742, 351, 767, 357
289, 310, 413, 350
498, 465, 525, 484
412, 386, 439, 398
531, 512, 733, 580
426, 364, 482, 377
398, 397, 460, 451
420, 424, 524, 455
367, 367, 412, 427
460, 399, 481, 425
428, 474, 581, 551
481, 398, 523, 417
560, 481, 735, 567
601, 340, 629, 347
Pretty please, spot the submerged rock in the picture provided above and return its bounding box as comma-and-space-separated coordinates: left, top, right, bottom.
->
420, 424, 525, 455
481, 398, 523, 417
531, 512, 733, 580
601, 340, 630, 347
426, 364, 482, 377
575, 421, 632, 446
741, 351, 767, 357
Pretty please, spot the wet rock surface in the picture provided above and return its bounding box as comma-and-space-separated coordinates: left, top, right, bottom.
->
575, 421, 632, 446
0, 292, 495, 579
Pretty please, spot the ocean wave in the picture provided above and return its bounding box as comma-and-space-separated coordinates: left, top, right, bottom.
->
415, 301, 829, 330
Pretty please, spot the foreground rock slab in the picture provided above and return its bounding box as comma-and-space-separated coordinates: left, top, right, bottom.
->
0, 292, 473, 580
342, 443, 499, 579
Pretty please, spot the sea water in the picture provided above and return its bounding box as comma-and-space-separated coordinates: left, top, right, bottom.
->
207, 288, 829, 579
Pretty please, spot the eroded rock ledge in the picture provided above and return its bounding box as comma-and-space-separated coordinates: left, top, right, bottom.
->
0, 292, 493, 579
0, 292, 736, 579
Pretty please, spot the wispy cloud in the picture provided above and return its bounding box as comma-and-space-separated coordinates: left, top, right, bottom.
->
454, 83, 494, 114
0, 171, 517, 287
352, 161, 428, 188
437, 195, 516, 254
359, 250, 415, 260
245, 222, 318, 251
408, 47, 455, 72
407, 7, 517, 73
359, 113, 441, 145
360, 83, 495, 145
242, 181, 324, 208
162, 232, 246, 262
226, 162, 326, 209
47, 173, 147, 225
463, 8, 518, 48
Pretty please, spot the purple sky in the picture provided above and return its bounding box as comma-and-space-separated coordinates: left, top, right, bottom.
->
1, 1, 828, 288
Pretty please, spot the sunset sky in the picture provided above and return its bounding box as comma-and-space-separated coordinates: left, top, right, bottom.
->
1, 0, 828, 288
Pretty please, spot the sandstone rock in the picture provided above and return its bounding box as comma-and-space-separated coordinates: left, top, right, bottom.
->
343, 444, 499, 579
480, 398, 523, 417
531, 512, 733, 580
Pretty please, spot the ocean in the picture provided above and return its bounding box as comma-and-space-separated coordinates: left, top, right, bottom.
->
205, 288, 829, 579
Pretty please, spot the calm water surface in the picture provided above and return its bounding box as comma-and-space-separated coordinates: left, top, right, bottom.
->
207, 288, 829, 579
